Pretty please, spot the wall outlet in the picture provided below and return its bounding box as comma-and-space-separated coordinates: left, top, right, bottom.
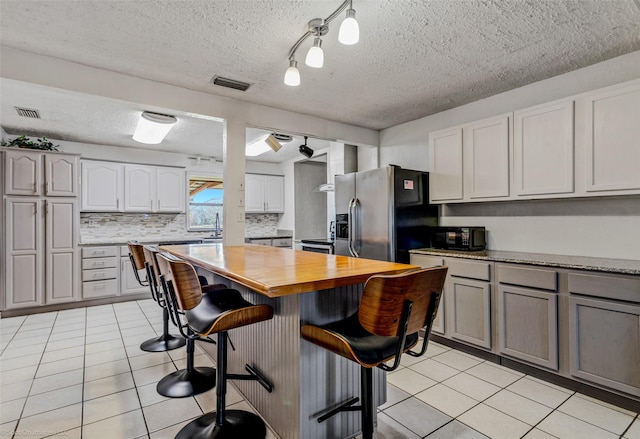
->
237, 211, 245, 222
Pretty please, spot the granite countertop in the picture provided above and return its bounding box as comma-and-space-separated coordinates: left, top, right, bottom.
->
79, 236, 214, 246
409, 248, 640, 275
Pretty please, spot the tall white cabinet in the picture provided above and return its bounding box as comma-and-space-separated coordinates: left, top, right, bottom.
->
2, 148, 79, 310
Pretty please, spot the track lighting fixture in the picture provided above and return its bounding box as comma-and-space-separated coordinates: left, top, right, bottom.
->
299, 136, 314, 158
284, 0, 360, 86
246, 134, 282, 157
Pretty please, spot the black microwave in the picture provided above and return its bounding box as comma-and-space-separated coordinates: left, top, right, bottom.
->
430, 227, 486, 251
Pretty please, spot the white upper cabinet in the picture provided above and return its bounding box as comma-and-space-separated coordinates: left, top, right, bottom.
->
245, 174, 284, 213
582, 80, 640, 194
464, 114, 510, 199
82, 160, 185, 212
156, 167, 186, 212
264, 175, 285, 213
5, 150, 42, 196
429, 128, 463, 202
514, 100, 574, 197
429, 116, 509, 203
428, 79, 640, 204
4, 150, 78, 197
81, 161, 124, 211
124, 164, 155, 212
45, 154, 79, 196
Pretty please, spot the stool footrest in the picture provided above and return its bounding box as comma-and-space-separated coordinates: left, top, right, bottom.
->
227, 364, 273, 393
317, 397, 361, 423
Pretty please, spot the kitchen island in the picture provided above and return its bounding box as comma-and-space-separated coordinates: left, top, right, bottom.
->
159, 243, 416, 439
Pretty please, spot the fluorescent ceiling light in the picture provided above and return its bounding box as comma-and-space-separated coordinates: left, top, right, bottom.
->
133, 111, 177, 144
245, 134, 282, 157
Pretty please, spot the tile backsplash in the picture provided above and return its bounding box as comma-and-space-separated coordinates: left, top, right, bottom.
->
80, 212, 281, 242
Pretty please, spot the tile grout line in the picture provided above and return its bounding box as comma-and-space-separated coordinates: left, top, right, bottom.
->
619, 413, 638, 439
13, 312, 59, 439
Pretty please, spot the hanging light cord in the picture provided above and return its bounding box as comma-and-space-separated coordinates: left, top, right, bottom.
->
287, 0, 352, 61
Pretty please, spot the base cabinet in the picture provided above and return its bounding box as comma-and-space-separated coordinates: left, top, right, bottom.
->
449, 277, 492, 349
498, 285, 558, 370
120, 245, 148, 295
81, 246, 119, 299
569, 296, 640, 397
410, 254, 445, 334
4, 197, 77, 309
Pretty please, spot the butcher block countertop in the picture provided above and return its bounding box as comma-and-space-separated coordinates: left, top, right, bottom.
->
159, 243, 416, 298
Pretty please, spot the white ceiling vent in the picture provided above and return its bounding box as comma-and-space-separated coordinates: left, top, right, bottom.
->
15, 107, 41, 119
211, 76, 251, 91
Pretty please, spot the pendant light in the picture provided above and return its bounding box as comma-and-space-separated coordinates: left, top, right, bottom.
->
338, 7, 359, 45
305, 37, 324, 68
284, 59, 301, 86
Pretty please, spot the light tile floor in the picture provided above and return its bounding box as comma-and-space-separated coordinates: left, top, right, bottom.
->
1, 300, 638, 439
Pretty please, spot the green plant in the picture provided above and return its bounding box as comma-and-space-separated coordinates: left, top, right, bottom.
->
1, 135, 59, 151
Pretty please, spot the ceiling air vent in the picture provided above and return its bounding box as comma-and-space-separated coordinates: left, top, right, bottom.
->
15, 107, 41, 119
211, 76, 251, 92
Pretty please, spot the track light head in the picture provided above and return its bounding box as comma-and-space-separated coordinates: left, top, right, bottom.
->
299, 136, 314, 158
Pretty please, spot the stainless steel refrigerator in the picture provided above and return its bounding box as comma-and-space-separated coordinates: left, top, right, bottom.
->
334, 166, 438, 263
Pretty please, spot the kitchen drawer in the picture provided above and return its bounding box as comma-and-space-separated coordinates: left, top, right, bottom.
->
82, 279, 118, 299
82, 267, 118, 282
272, 238, 292, 248
410, 254, 445, 268
82, 256, 118, 270
120, 245, 130, 257
497, 264, 557, 291
82, 246, 118, 258
568, 272, 640, 303
447, 258, 491, 281
248, 238, 272, 246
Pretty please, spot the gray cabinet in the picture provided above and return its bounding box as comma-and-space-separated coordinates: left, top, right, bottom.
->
497, 264, 558, 370
568, 272, 640, 397
410, 254, 446, 335
447, 259, 492, 349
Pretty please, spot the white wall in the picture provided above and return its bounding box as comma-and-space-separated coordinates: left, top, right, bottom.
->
379, 51, 640, 260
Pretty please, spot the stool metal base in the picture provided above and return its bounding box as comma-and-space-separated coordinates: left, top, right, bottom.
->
139, 333, 186, 352
175, 410, 266, 439
156, 367, 216, 398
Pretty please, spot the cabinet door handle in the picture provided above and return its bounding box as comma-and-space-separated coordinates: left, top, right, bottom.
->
117, 198, 120, 209
157, 199, 160, 210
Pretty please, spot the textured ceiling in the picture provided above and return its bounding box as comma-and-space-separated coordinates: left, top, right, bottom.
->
1, 0, 639, 141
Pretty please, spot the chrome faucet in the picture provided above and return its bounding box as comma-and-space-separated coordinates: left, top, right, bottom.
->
214, 212, 221, 238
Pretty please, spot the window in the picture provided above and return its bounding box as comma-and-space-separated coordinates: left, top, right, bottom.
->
188, 177, 224, 231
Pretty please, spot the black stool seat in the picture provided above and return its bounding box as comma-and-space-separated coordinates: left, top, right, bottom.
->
301, 267, 448, 439
306, 313, 420, 366
158, 252, 274, 439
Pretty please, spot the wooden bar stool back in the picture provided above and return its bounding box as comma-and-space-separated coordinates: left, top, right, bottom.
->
301, 266, 448, 439
158, 252, 274, 439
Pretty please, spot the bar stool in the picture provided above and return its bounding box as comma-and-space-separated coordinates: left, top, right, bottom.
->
127, 241, 186, 352
301, 266, 448, 439
146, 245, 226, 398
158, 252, 274, 439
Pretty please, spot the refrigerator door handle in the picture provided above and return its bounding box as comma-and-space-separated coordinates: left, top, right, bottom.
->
347, 198, 357, 257
351, 198, 360, 257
